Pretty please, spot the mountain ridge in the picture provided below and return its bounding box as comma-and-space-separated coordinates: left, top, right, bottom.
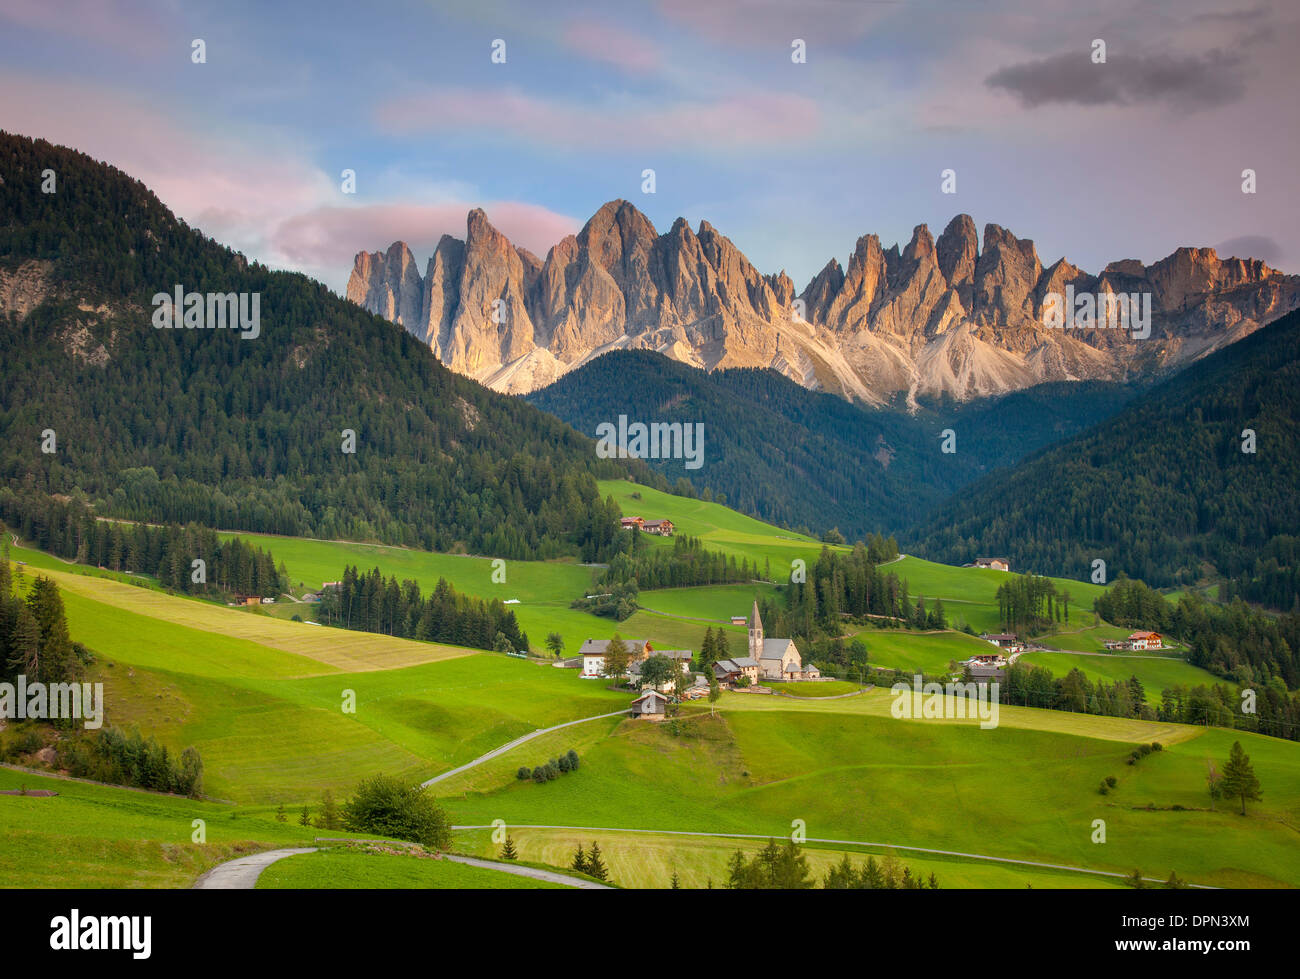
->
348, 199, 1300, 404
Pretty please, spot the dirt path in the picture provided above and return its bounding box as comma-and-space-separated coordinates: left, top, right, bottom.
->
421, 709, 629, 787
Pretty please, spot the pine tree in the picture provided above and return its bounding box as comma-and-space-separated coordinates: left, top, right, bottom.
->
275, 803, 287, 823
570, 844, 587, 874
299, 805, 312, 827
586, 842, 608, 881
1219, 741, 1262, 815
501, 836, 518, 860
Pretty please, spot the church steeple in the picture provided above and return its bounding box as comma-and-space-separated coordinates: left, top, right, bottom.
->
748, 600, 763, 659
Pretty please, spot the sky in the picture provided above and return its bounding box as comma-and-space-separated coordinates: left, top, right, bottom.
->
1, 0, 1296, 294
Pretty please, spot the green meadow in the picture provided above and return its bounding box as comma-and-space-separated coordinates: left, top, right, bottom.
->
436, 702, 1300, 888
0, 766, 322, 888
1018, 650, 1221, 695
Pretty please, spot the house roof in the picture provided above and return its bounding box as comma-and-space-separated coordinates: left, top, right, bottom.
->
729, 656, 760, 668
1128, 631, 1160, 639
981, 634, 1018, 642
632, 690, 668, 704
578, 639, 649, 656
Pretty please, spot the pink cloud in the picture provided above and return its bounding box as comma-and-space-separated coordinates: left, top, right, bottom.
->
376, 87, 818, 150
0, 0, 174, 57
273, 202, 583, 273
561, 21, 661, 74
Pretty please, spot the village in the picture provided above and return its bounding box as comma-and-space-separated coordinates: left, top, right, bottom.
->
557, 602, 823, 719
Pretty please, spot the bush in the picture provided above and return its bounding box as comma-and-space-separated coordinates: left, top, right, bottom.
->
341, 774, 451, 849
516, 766, 531, 780
566, 749, 580, 771
532, 766, 546, 783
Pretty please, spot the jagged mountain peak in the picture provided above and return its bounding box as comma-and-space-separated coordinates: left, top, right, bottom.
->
347, 202, 1300, 404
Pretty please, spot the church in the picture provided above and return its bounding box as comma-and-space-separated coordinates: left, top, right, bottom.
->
748, 601, 817, 681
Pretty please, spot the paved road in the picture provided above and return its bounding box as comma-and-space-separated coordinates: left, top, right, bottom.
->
443, 853, 610, 889
451, 824, 1215, 889
193, 848, 319, 889
192, 846, 604, 889
421, 709, 629, 787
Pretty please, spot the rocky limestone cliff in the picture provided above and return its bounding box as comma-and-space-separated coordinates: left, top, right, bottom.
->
345, 200, 1300, 404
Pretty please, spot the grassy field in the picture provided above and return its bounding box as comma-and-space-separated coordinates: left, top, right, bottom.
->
0, 766, 323, 887
255, 847, 566, 889
847, 628, 995, 675
1018, 650, 1220, 695
453, 826, 1126, 889
434, 702, 1300, 888
4, 563, 629, 802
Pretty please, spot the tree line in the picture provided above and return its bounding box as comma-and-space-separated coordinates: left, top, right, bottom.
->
1095, 577, 1300, 689
318, 565, 529, 654
2, 491, 285, 597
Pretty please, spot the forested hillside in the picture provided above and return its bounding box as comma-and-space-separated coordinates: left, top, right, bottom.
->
910, 308, 1300, 609
530, 349, 1140, 537
0, 133, 655, 560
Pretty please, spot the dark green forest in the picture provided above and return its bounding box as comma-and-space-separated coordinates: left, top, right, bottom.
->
317, 565, 529, 654
528, 349, 1139, 538
911, 308, 1300, 610
0, 132, 655, 562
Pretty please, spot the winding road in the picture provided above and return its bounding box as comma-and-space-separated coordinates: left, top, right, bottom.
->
192, 846, 610, 889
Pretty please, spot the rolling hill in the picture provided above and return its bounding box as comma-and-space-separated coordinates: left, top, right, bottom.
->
909, 307, 1300, 611
530, 349, 1142, 537
0, 131, 656, 560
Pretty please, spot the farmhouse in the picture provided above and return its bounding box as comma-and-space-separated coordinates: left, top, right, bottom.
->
579, 638, 653, 678
1105, 631, 1164, 651
620, 516, 644, 530
974, 558, 1010, 572
628, 650, 693, 690
713, 656, 761, 685
641, 519, 674, 537
630, 689, 669, 719
979, 633, 1023, 653
748, 602, 814, 680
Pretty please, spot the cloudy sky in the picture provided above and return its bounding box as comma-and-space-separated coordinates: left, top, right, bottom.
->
2, 0, 1296, 293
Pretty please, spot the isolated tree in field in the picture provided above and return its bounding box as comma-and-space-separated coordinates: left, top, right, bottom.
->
501, 836, 518, 860
585, 842, 608, 881
545, 632, 565, 658
604, 635, 630, 682
670, 871, 680, 889
570, 843, 588, 874
1219, 741, 1262, 815
707, 672, 721, 717
299, 805, 312, 826
275, 803, 286, 823
341, 774, 452, 849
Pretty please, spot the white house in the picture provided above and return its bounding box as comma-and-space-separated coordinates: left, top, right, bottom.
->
578, 638, 652, 678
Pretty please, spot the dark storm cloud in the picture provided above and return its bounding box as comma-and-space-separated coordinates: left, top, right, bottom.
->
986, 48, 1248, 110
1214, 235, 1286, 265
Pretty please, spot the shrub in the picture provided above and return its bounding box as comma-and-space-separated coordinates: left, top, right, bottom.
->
566, 749, 580, 771
516, 766, 531, 780
341, 774, 452, 849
